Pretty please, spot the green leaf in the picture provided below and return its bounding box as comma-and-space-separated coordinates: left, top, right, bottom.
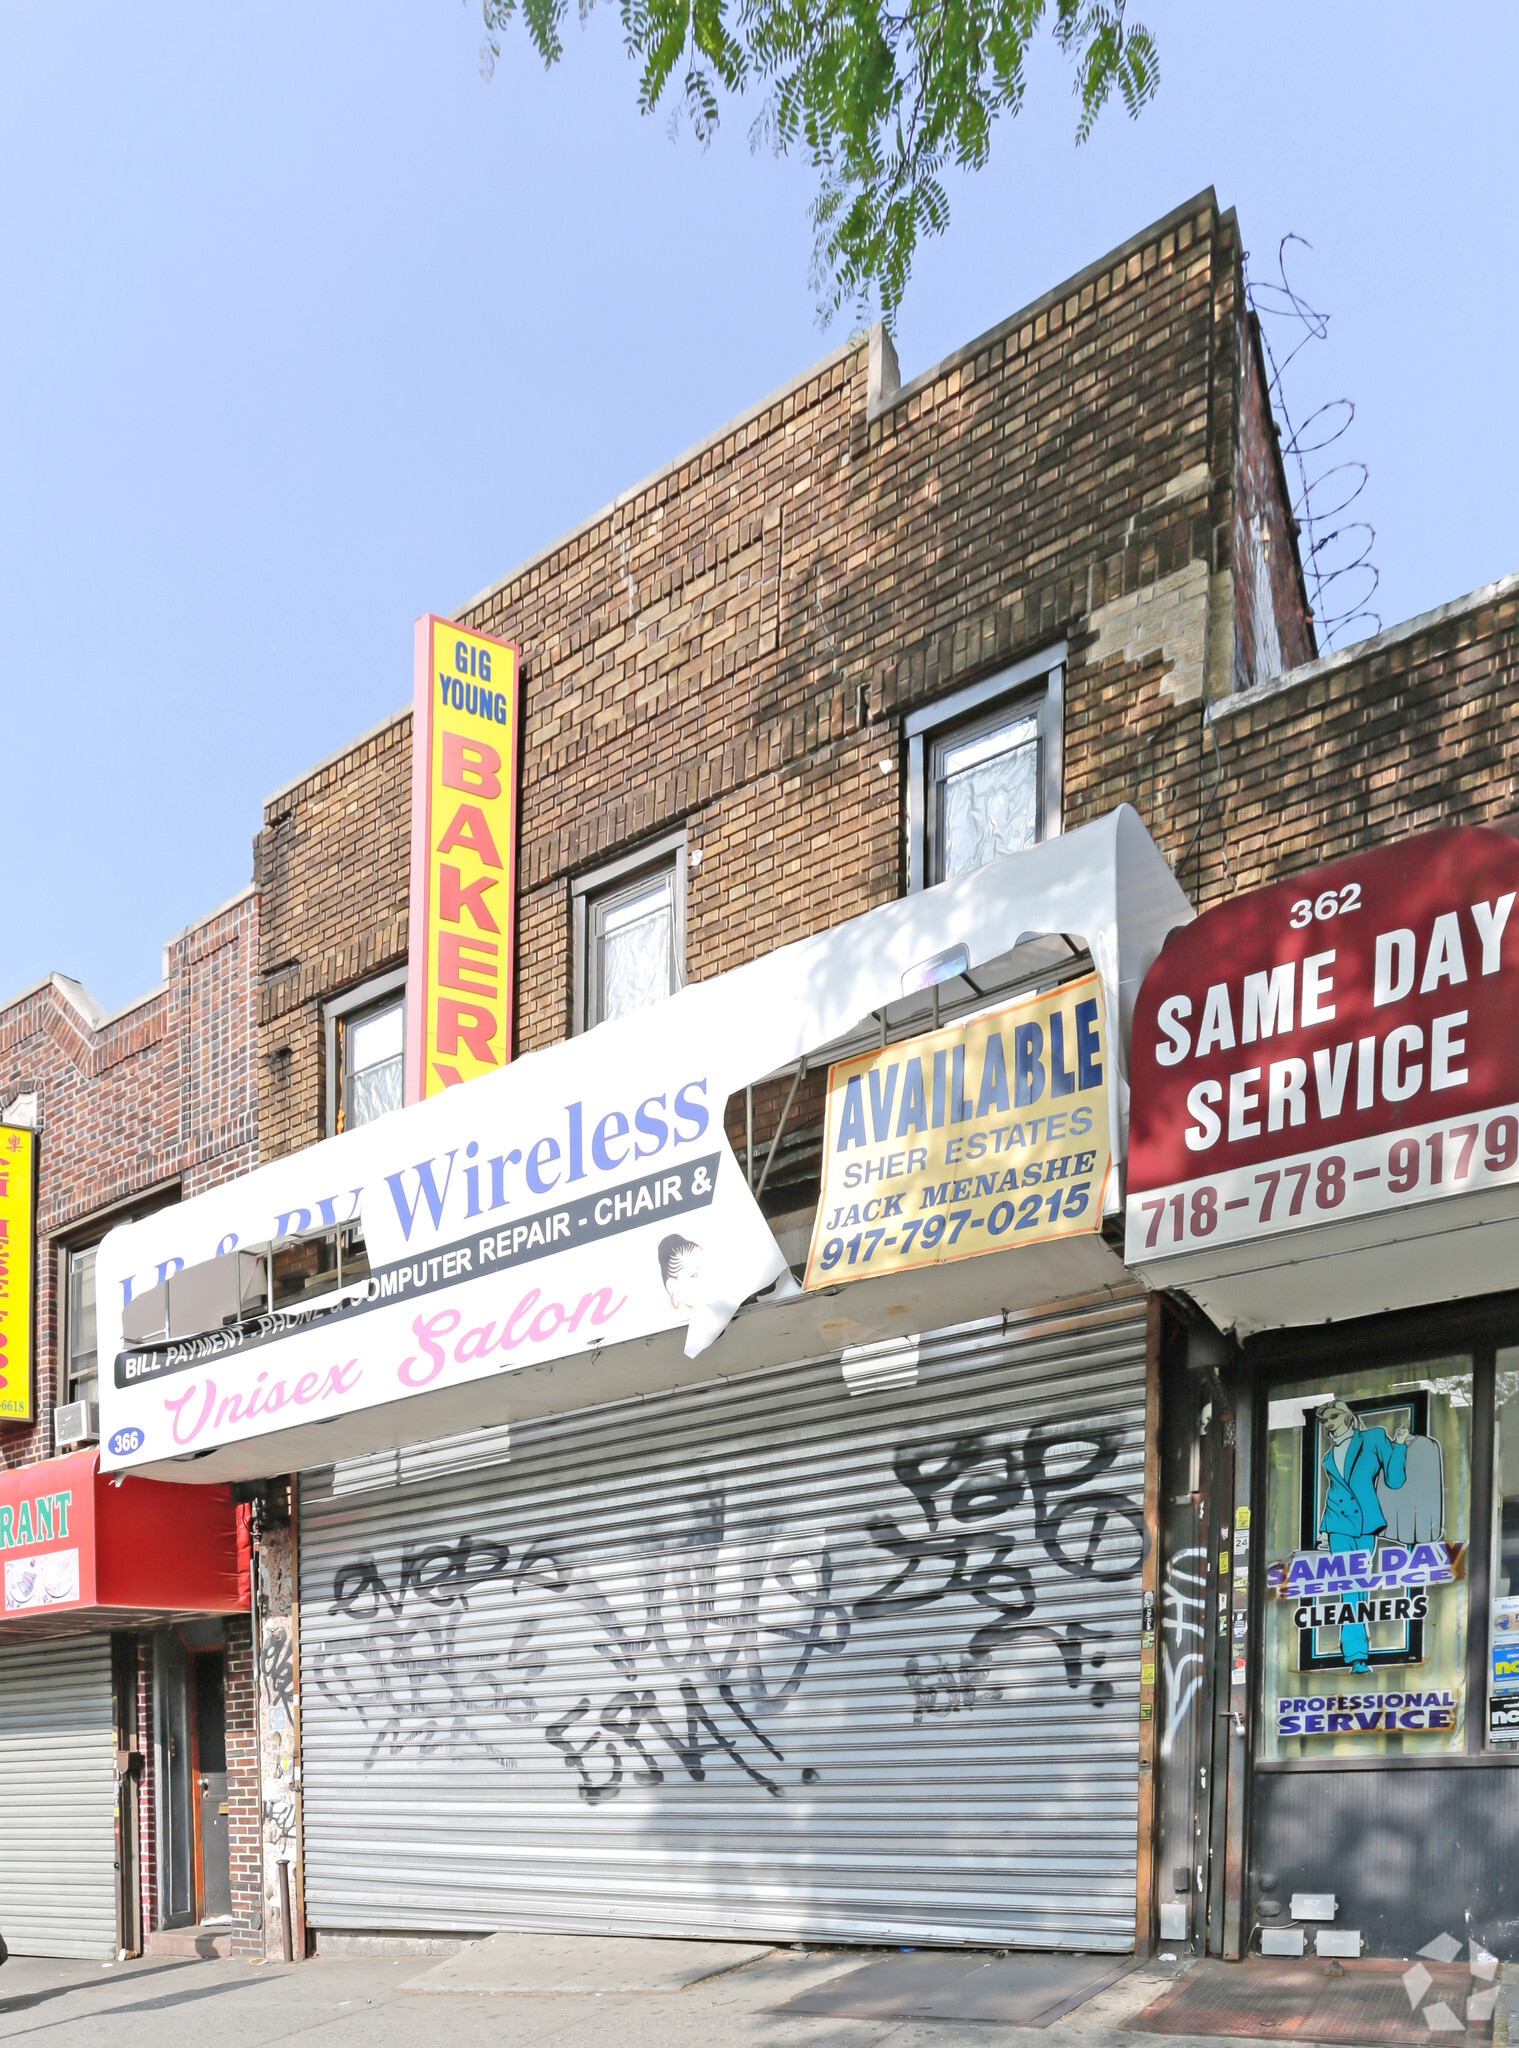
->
473, 0, 1160, 322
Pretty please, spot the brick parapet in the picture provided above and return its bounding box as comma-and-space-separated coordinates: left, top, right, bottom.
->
255, 191, 1264, 1112
1191, 575, 1519, 898
0, 890, 258, 1470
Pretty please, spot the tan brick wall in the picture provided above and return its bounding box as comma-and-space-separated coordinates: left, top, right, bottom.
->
257, 715, 411, 1160
1205, 576, 1519, 897
257, 194, 1262, 1128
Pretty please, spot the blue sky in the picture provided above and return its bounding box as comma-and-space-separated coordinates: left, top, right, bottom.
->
2, 3, 1513, 1011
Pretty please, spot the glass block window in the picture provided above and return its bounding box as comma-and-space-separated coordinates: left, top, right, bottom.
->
341, 996, 404, 1131
573, 834, 687, 1035
593, 869, 677, 1025
905, 653, 1063, 892
935, 709, 1042, 881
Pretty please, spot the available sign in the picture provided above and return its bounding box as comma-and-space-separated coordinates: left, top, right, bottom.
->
406, 615, 521, 1102
1126, 827, 1519, 1265
804, 974, 1111, 1287
0, 1126, 35, 1423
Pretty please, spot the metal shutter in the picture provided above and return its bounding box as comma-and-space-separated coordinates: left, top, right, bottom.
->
0, 1635, 116, 1959
298, 1293, 1149, 1950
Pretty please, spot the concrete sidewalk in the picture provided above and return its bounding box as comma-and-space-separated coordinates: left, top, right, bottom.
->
19, 1936, 1517, 2048
0, 1936, 1197, 2048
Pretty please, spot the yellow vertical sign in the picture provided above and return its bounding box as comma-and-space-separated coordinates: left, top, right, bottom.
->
406, 616, 522, 1102
0, 1127, 36, 1422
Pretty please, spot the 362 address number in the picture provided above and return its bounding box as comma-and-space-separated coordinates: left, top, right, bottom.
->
1288, 881, 1361, 928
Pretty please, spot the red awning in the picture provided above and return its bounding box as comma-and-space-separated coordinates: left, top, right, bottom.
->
0, 1450, 247, 1639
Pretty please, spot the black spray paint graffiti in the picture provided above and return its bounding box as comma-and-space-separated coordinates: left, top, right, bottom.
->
327, 1532, 521, 1620
263, 1787, 297, 1852
860, 1423, 1146, 1708
905, 1651, 1005, 1722
1159, 1545, 1210, 1760
260, 1620, 295, 1723
309, 1537, 568, 1768
545, 1489, 851, 1804
308, 1505, 849, 1797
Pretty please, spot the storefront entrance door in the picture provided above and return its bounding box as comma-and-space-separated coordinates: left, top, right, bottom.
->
193, 1651, 232, 1919
158, 1629, 232, 1925
112, 1636, 142, 1955
1156, 1350, 1241, 1958
1203, 1414, 1236, 1954
158, 1631, 196, 1927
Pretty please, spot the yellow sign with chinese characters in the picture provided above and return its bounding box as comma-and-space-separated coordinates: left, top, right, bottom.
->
0, 1126, 36, 1421
803, 974, 1112, 1288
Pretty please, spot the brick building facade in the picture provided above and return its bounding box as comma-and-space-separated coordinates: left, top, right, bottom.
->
255, 189, 1310, 1168
230, 184, 1519, 1964
0, 884, 259, 1470
219, 188, 1309, 1960
0, 886, 264, 1963
17, 181, 1514, 1969
1211, 569, 1519, 883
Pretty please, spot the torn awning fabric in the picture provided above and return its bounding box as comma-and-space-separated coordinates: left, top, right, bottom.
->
96, 805, 1190, 1483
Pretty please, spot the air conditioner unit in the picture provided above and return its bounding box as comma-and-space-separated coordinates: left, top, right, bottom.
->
55, 1401, 99, 1448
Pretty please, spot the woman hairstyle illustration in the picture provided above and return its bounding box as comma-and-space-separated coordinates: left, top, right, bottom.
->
657, 1234, 705, 1315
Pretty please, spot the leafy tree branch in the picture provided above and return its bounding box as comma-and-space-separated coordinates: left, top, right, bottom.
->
477, 0, 1157, 325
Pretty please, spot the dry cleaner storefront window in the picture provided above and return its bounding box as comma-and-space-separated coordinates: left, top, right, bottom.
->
1262, 1361, 1472, 1758
1490, 1352, 1519, 1745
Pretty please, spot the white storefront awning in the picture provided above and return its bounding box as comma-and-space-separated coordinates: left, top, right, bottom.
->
98, 804, 1190, 1482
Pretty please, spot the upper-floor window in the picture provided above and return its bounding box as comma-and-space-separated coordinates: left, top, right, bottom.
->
571, 831, 687, 1034
66, 1247, 97, 1409
57, 1181, 180, 1427
325, 967, 407, 1136
905, 647, 1064, 891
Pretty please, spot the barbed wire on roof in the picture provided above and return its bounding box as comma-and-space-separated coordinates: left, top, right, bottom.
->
1245, 234, 1381, 652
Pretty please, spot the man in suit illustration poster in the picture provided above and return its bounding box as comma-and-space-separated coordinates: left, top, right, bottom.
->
1317, 1399, 1411, 1673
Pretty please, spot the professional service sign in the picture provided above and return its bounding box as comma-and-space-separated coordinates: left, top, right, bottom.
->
1126, 826, 1519, 1270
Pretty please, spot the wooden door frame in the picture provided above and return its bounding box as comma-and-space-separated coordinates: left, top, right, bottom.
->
185, 1646, 205, 1921
111, 1635, 143, 1957
189, 1645, 231, 1924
